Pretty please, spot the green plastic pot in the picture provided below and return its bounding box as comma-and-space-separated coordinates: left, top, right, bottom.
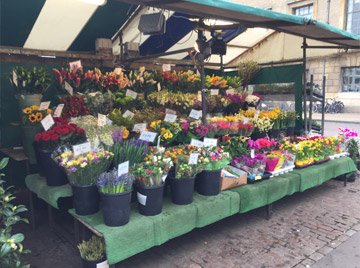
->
21, 125, 43, 165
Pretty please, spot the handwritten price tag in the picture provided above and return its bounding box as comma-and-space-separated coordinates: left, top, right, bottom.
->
164, 113, 177, 123
162, 64, 171, 72
123, 110, 134, 119
139, 131, 157, 142
114, 67, 122, 75
133, 123, 146, 132
190, 139, 203, 148
248, 89, 253, 95
165, 108, 176, 115
210, 89, 219, 96
243, 117, 249, 124
64, 81, 73, 96
69, 60, 82, 71
12, 71, 18, 87
254, 111, 259, 119
53, 104, 64, 118
251, 149, 255, 159
189, 109, 201, 119
126, 89, 137, 99
203, 137, 218, 147
98, 113, 107, 127
41, 114, 55, 131
137, 192, 147, 206
72, 142, 91, 156
118, 161, 129, 177
188, 153, 199, 165
39, 101, 50, 111
226, 88, 234, 95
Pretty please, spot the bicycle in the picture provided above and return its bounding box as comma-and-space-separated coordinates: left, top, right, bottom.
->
325, 98, 344, 113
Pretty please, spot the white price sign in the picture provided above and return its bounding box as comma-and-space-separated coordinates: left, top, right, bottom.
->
248, 107, 255, 111
226, 88, 235, 95
123, 110, 134, 119
117, 161, 129, 177
164, 113, 177, 123
53, 104, 64, 118
72, 142, 91, 156
114, 67, 122, 75
188, 153, 199, 165
69, 60, 82, 71
137, 192, 147, 206
203, 137, 218, 147
126, 89, 137, 99
98, 113, 107, 127
39, 101, 50, 111
251, 149, 255, 159
96, 260, 109, 268
106, 117, 112, 125
197, 91, 202, 101
210, 89, 219, 96
64, 81, 73, 96
133, 123, 146, 132
248, 89, 253, 95
165, 108, 176, 115
139, 131, 157, 142
254, 111, 259, 119
243, 117, 249, 124
12, 71, 18, 87
189, 109, 201, 119
41, 114, 55, 131
162, 64, 171, 72
190, 139, 203, 148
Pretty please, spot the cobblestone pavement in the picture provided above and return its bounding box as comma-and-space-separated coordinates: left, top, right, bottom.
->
18, 174, 360, 268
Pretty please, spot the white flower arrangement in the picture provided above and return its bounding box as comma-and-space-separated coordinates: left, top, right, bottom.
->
245, 95, 260, 105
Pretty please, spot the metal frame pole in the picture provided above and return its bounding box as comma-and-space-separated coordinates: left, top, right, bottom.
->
309, 74, 314, 135
321, 76, 326, 135
198, 25, 207, 125
303, 38, 308, 133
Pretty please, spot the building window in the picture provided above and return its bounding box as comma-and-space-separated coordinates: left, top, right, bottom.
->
342, 67, 360, 92
346, 0, 360, 34
293, 5, 313, 17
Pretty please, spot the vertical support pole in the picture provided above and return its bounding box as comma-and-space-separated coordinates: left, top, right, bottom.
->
321, 76, 326, 136
309, 74, 314, 135
198, 24, 207, 125
266, 203, 273, 220
303, 38, 308, 133
220, 55, 224, 76
119, 33, 124, 63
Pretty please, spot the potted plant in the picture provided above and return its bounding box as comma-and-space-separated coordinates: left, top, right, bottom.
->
77, 236, 106, 268
196, 146, 230, 196
9, 66, 51, 114
169, 154, 203, 205
286, 111, 298, 136
55, 149, 113, 215
251, 117, 273, 140
21, 105, 51, 164
131, 152, 172, 216
97, 169, 134, 226
112, 138, 148, 168
232, 153, 267, 183
34, 118, 87, 186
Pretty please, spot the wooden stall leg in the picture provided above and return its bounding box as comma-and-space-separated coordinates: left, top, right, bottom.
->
266, 203, 273, 220
48, 205, 53, 231
74, 218, 80, 244
28, 191, 36, 231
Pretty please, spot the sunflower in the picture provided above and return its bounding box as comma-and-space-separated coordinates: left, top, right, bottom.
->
29, 114, 37, 123
35, 112, 43, 121
23, 107, 32, 114
30, 105, 39, 111
46, 109, 51, 115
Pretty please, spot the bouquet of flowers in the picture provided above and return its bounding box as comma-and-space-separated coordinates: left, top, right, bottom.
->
98, 169, 134, 194
245, 94, 260, 106
198, 146, 230, 171
252, 117, 273, 133
10, 66, 51, 95
61, 96, 89, 120
164, 145, 198, 163
55, 149, 113, 186
232, 153, 266, 178
149, 120, 181, 145
82, 91, 114, 116
222, 136, 250, 158
22, 105, 51, 126
174, 154, 203, 178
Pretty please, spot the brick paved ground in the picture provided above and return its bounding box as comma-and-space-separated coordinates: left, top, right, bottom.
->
18, 173, 360, 268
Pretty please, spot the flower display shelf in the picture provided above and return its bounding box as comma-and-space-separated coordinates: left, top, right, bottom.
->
314, 157, 330, 165
295, 162, 314, 169
329, 152, 348, 160
269, 165, 295, 178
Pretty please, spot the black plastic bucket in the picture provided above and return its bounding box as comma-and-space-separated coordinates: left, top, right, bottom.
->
196, 170, 221, 196
100, 190, 132, 226
71, 184, 99, 215
169, 176, 195, 205
137, 184, 164, 216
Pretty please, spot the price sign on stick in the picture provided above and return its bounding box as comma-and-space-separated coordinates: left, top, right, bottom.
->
226, 88, 234, 95
12, 71, 18, 86
69, 60, 82, 71
190, 139, 203, 148
118, 161, 129, 177
133, 123, 146, 132
126, 89, 137, 99
64, 81, 73, 96
254, 111, 259, 119
243, 117, 249, 124
164, 113, 177, 123
114, 67, 122, 75
39, 101, 50, 111
123, 110, 134, 119
162, 64, 171, 72
53, 104, 64, 118
188, 153, 199, 165
210, 89, 219, 95
251, 149, 255, 159
41, 114, 55, 131
165, 108, 176, 115
98, 113, 107, 127
189, 109, 201, 119
139, 131, 157, 142
203, 138, 218, 147
73, 142, 91, 156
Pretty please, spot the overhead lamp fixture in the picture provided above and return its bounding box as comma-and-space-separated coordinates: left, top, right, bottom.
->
194, 37, 207, 53
211, 35, 226, 56
77, 0, 107, 6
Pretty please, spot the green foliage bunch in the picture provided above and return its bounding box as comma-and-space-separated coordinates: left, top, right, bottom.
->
77, 236, 105, 261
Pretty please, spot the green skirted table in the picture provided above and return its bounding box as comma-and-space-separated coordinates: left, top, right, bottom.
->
66, 157, 356, 266
25, 173, 72, 230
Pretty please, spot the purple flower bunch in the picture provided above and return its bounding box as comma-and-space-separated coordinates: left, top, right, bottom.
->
98, 168, 134, 194
112, 128, 124, 143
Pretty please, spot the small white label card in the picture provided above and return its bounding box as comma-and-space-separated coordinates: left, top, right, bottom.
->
247, 88, 253, 95
254, 111, 260, 119
203, 137, 218, 147
106, 117, 112, 125
53, 104, 64, 118
126, 89, 137, 99
96, 260, 109, 268
114, 67, 122, 75
295, 144, 300, 149
197, 91, 202, 101
210, 89, 219, 96
64, 81, 73, 96
162, 64, 171, 72
139, 131, 157, 142
164, 113, 177, 123
243, 117, 249, 124
226, 88, 235, 95
69, 60, 82, 71
251, 149, 255, 159
41, 114, 55, 131
118, 161, 129, 177
189, 109, 201, 119
165, 108, 176, 115
190, 139, 203, 148
248, 107, 255, 111
98, 113, 107, 127
188, 153, 199, 165
161, 175, 167, 183
39, 101, 50, 111
12, 71, 18, 86
157, 82, 161, 92
133, 123, 147, 132
123, 110, 134, 119
22, 81, 26, 87
137, 192, 147, 206
72, 142, 91, 156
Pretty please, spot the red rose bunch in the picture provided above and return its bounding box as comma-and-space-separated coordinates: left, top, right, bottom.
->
61, 96, 89, 120
34, 119, 87, 151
